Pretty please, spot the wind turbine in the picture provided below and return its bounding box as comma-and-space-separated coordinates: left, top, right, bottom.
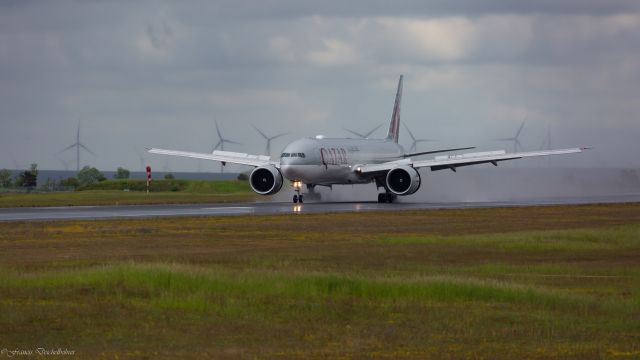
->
404, 123, 437, 152
59, 121, 95, 171
211, 120, 241, 173
343, 123, 383, 139
496, 118, 526, 153
252, 125, 287, 158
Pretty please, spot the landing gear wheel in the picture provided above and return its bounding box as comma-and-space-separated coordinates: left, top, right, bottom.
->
293, 195, 298, 203
298, 195, 304, 203
377, 193, 395, 203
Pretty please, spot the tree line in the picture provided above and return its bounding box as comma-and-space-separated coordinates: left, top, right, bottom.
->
0, 165, 133, 192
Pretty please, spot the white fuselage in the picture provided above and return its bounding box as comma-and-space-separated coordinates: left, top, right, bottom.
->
279, 137, 405, 185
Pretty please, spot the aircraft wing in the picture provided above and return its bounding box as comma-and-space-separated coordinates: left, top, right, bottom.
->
147, 148, 276, 168
357, 147, 587, 174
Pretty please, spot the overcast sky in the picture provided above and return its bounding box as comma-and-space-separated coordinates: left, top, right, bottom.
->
1, 0, 639, 172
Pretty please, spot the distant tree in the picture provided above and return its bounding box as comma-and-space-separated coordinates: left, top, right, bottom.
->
59, 177, 80, 189
114, 167, 130, 179
237, 172, 249, 181
164, 173, 175, 180
77, 166, 106, 186
13, 174, 23, 188
0, 169, 12, 188
17, 164, 38, 191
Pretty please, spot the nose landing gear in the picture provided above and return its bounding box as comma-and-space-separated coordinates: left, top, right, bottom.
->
292, 180, 303, 204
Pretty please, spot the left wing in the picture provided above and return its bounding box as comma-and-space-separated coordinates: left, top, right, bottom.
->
357, 147, 588, 174
148, 148, 277, 168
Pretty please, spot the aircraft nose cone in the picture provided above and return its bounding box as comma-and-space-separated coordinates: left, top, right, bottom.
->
280, 165, 297, 180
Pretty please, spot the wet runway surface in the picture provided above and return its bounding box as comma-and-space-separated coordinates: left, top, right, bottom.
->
1, 194, 639, 222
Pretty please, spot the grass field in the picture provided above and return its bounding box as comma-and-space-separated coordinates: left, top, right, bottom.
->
0, 180, 256, 207
1, 203, 639, 358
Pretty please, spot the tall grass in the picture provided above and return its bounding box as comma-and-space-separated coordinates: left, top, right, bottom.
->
0, 263, 613, 317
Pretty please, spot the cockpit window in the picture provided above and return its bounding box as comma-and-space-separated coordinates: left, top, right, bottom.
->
298, 153, 305, 158
281, 153, 290, 157
291, 153, 298, 157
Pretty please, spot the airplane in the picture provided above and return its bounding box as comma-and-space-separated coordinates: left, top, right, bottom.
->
148, 75, 588, 203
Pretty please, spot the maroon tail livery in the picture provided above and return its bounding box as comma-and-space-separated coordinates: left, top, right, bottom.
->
386, 75, 403, 143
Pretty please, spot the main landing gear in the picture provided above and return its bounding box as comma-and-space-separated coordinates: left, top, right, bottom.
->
377, 193, 396, 203
374, 177, 395, 203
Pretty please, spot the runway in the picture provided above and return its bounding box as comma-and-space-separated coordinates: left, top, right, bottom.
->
0, 194, 639, 222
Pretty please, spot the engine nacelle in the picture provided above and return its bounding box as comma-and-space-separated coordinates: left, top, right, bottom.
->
386, 166, 421, 196
249, 166, 284, 195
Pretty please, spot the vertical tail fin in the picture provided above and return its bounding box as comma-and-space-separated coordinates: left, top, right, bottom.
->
386, 75, 403, 143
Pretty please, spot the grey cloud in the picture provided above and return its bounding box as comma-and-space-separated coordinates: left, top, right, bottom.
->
0, 1, 639, 172
165, 0, 640, 20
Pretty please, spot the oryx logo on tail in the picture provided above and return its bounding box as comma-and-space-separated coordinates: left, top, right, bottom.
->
386, 75, 403, 143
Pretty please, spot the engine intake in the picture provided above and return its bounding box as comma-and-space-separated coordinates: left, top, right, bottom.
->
386, 166, 421, 196
249, 166, 284, 195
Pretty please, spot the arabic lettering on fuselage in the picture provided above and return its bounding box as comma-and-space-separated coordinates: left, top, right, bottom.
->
320, 147, 348, 165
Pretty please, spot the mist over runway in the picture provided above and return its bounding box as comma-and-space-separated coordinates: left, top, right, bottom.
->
272, 167, 640, 202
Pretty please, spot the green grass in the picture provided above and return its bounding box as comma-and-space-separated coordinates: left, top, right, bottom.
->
1, 261, 637, 358
1, 264, 592, 311
377, 224, 640, 252
1, 204, 639, 358
0, 180, 256, 207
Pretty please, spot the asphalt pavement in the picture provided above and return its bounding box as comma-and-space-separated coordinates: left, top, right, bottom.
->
0, 194, 639, 222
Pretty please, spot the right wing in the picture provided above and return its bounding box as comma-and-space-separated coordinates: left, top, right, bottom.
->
147, 148, 277, 168
357, 147, 588, 174
413, 148, 585, 171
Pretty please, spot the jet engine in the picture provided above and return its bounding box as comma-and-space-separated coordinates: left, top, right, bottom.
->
385, 166, 421, 196
249, 165, 284, 195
